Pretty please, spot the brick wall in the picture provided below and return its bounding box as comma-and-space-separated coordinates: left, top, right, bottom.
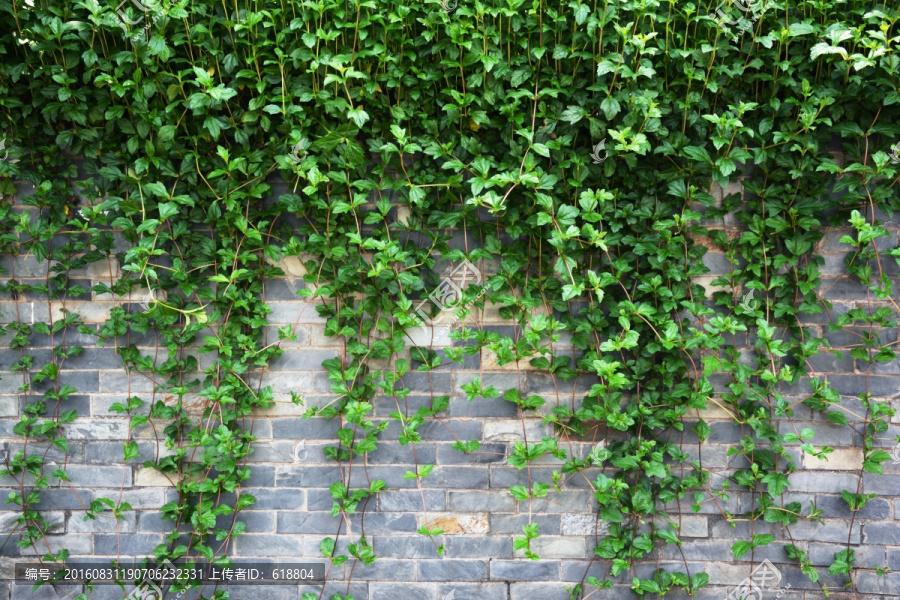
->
1, 178, 900, 600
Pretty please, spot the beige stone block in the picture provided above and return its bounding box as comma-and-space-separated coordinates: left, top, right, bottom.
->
483, 420, 555, 442
134, 467, 176, 487
416, 513, 488, 535
50, 301, 115, 323
515, 536, 587, 559
804, 447, 863, 470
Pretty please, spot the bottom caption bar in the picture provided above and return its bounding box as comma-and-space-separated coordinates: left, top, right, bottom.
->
15, 562, 326, 585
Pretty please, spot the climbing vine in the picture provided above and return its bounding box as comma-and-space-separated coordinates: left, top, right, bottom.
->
0, 0, 899, 599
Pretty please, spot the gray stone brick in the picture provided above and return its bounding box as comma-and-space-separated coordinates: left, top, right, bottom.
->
237, 487, 305, 511
298, 582, 368, 600
53, 465, 132, 487
789, 471, 859, 493
8, 583, 84, 600
373, 394, 436, 418
214, 510, 276, 532
61, 419, 130, 440
418, 559, 488, 581
275, 466, 342, 487
20, 533, 92, 555
828, 375, 900, 398
447, 395, 517, 418
436, 583, 508, 600
271, 418, 341, 439
491, 560, 560, 581
423, 466, 489, 489
815, 494, 890, 519
29, 488, 94, 511
863, 522, 900, 545
262, 279, 307, 300
442, 536, 514, 559
268, 349, 340, 371
262, 325, 309, 347
93, 533, 165, 555
437, 442, 507, 464
350, 559, 416, 581
367, 419, 487, 444
378, 490, 446, 512
31, 370, 100, 394
368, 442, 437, 465
373, 535, 439, 559
861, 473, 900, 495
787, 519, 861, 544
509, 582, 586, 600
67, 511, 136, 533
855, 571, 900, 595
448, 491, 514, 513
810, 542, 885, 568
233, 534, 305, 556
257, 371, 316, 393
489, 514, 561, 535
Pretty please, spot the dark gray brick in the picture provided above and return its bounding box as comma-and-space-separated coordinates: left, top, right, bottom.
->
491, 560, 560, 581
275, 466, 342, 487
443, 536, 514, 559
262, 279, 307, 300
815, 494, 890, 519
367, 442, 437, 465
93, 533, 164, 555
509, 582, 577, 600
437, 442, 507, 464
436, 583, 508, 600
214, 510, 276, 532
349, 559, 416, 581
271, 418, 341, 439
447, 395, 518, 418
378, 490, 446, 512
268, 349, 340, 371
233, 534, 305, 556
489, 514, 561, 535
828, 375, 900, 398
448, 491, 515, 512
299, 582, 368, 600
418, 559, 488, 581
863, 522, 900, 545
422, 466, 489, 489
810, 542, 885, 568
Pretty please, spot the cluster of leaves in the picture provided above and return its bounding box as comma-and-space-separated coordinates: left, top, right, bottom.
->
0, 0, 899, 599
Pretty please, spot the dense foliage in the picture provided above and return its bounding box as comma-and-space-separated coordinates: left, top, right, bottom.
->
1, 0, 899, 598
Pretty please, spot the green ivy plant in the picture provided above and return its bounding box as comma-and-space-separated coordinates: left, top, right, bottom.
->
0, 0, 899, 599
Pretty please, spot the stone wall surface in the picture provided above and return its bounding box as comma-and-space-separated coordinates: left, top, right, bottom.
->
1, 179, 900, 600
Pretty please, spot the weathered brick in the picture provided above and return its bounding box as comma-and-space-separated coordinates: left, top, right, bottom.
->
417, 559, 488, 581
437, 442, 507, 464
491, 560, 560, 581
436, 583, 508, 600
93, 533, 165, 555
378, 490, 446, 512
67, 511, 136, 533
515, 536, 586, 559
490, 514, 561, 535
448, 491, 514, 513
